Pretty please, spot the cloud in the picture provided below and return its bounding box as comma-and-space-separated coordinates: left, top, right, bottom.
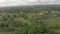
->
0, 0, 60, 7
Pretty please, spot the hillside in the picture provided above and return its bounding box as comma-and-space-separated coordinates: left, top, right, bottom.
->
0, 5, 60, 34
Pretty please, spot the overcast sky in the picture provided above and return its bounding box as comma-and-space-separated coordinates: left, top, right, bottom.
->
0, 0, 60, 7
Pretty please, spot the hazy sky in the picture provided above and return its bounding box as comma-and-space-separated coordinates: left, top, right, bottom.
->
0, 0, 60, 7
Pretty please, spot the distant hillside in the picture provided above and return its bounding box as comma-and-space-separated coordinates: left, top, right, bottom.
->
0, 4, 60, 11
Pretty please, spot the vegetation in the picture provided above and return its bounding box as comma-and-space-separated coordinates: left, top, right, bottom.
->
0, 7, 60, 34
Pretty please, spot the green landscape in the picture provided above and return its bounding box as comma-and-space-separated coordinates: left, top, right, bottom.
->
0, 6, 60, 34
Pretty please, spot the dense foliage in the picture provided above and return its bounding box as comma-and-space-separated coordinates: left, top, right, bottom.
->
0, 7, 60, 34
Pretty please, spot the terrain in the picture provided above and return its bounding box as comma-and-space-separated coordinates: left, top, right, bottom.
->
0, 5, 60, 34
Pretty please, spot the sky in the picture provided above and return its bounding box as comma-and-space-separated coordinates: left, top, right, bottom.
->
0, 0, 60, 7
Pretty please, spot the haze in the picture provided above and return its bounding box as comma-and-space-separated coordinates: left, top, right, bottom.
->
0, 0, 60, 7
